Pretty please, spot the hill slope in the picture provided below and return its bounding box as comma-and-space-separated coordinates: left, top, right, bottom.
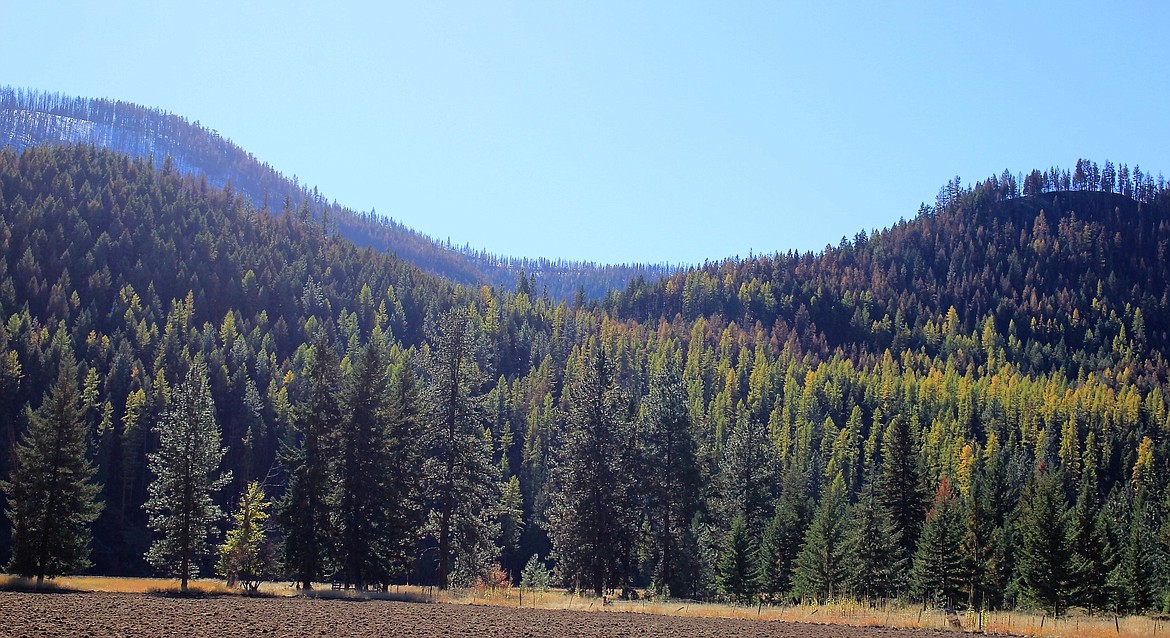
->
0, 87, 671, 298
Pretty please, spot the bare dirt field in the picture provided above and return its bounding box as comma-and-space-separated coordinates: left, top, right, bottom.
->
0, 591, 956, 638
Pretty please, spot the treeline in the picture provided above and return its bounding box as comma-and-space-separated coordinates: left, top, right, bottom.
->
4, 145, 1170, 614
0, 86, 671, 298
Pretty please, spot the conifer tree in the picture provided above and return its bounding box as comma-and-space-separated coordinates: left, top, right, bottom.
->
335, 331, 422, 589
640, 355, 703, 598
717, 514, 759, 604
546, 346, 636, 597
756, 496, 805, 602
879, 414, 924, 560
2, 348, 102, 585
144, 358, 231, 592
1068, 480, 1114, 615
278, 332, 340, 589
851, 482, 905, 601
1016, 470, 1073, 616
218, 480, 273, 591
793, 473, 856, 603
910, 477, 964, 608
425, 309, 500, 589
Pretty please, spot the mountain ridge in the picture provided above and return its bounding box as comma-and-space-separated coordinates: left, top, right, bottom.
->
0, 86, 674, 298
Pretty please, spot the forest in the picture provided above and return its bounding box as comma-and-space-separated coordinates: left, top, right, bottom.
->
2, 143, 1170, 615
0, 87, 672, 299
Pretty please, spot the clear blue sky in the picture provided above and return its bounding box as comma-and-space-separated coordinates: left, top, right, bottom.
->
3, 2, 1168, 265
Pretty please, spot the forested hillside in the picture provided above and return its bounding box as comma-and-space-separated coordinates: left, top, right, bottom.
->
0, 87, 671, 298
3, 145, 1170, 614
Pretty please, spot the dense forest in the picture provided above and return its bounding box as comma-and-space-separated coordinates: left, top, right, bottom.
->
3, 144, 1170, 614
0, 87, 672, 299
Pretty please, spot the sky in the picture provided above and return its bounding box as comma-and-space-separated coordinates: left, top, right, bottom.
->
2, 1, 1168, 265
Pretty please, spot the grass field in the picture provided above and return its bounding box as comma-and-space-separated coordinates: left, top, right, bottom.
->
3, 574, 1167, 638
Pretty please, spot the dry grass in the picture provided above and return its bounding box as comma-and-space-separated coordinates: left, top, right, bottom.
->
6, 575, 1170, 637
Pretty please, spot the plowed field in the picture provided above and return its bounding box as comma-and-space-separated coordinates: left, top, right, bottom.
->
0, 591, 962, 637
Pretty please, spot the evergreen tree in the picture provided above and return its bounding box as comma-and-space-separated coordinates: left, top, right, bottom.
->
2, 348, 102, 584
910, 477, 964, 608
144, 358, 231, 592
640, 355, 703, 599
851, 482, 905, 601
879, 414, 924, 560
334, 331, 421, 589
424, 309, 500, 589
756, 496, 805, 602
716, 514, 759, 604
1016, 470, 1073, 616
793, 473, 857, 603
1068, 480, 1114, 615
278, 332, 340, 589
721, 414, 776, 534
218, 480, 274, 591
1110, 486, 1160, 613
960, 471, 996, 611
546, 346, 636, 597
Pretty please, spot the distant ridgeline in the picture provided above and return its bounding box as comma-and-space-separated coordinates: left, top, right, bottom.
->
0, 86, 672, 298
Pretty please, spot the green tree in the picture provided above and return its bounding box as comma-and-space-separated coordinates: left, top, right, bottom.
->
851, 482, 905, 601
144, 358, 232, 592
756, 495, 805, 602
1068, 480, 1114, 615
335, 332, 421, 589
793, 473, 856, 603
716, 514, 759, 604
879, 414, 924, 560
424, 309, 500, 589
640, 356, 703, 599
2, 348, 102, 585
1016, 470, 1073, 616
546, 346, 636, 597
218, 480, 274, 591
278, 332, 340, 589
910, 477, 964, 608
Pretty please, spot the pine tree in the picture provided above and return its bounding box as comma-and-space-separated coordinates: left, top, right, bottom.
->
2, 348, 102, 584
144, 358, 232, 592
640, 355, 703, 599
1016, 470, 1073, 616
424, 309, 500, 589
910, 477, 964, 608
756, 496, 805, 602
851, 482, 905, 601
716, 514, 759, 604
218, 480, 273, 591
793, 473, 857, 603
546, 346, 636, 597
879, 414, 924, 561
335, 332, 422, 589
1068, 480, 1114, 615
278, 332, 340, 589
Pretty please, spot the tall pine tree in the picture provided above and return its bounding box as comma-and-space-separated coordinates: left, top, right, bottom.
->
546, 345, 636, 597
640, 355, 703, 598
335, 331, 422, 589
144, 358, 231, 592
278, 331, 340, 589
2, 347, 102, 584
424, 309, 500, 589
793, 473, 857, 603
1016, 469, 1073, 617
910, 477, 964, 608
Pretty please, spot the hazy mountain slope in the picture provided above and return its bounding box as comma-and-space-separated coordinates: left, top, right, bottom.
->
0, 87, 671, 298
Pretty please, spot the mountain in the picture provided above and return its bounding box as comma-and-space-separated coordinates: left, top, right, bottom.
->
0, 87, 672, 299
2, 142, 1170, 610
